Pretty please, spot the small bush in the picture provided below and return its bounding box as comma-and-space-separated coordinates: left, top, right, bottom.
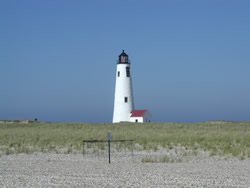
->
141, 156, 157, 163
159, 156, 170, 163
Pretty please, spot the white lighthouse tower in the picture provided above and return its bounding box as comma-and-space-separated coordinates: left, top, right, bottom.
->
112, 50, 134, 123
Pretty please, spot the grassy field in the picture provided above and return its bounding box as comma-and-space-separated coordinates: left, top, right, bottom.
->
0, 121, 249, 159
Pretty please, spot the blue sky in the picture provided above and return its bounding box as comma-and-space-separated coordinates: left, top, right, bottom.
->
0, 0, 249, 122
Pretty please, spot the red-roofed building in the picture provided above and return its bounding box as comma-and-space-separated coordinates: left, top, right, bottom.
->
130, 110, 152, 123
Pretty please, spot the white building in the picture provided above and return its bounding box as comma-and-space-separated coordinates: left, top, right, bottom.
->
130, 110, 152, 123
112, 50, 152, 123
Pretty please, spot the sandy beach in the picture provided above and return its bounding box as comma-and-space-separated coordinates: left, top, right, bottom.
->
0, 152, 249, 187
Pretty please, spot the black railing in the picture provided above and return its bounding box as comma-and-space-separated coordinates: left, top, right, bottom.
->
116, 60, 131, 64
82, 139, 134, 163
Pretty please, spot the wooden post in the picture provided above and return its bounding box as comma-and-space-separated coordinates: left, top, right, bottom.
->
107, 132, 111, 164
108, 140, 111, 164
131, 140, 134, 157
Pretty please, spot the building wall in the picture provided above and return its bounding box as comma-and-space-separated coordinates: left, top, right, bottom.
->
129, 111, 152, 123
143, 111, 152, 122
113, 63, 134, 123
130, 117, 143, 123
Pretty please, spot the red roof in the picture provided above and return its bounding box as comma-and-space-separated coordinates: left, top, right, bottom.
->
130, 110, 147, 117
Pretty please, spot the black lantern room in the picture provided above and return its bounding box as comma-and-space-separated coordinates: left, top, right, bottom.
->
118, 50, 130, 64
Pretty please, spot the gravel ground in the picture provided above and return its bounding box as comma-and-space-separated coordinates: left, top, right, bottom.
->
0, 152, 249, 187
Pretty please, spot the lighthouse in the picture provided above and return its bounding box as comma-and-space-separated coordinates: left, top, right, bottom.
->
112, 50, 134, 123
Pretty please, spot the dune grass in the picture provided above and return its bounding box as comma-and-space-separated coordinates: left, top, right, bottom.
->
0, 121, 249, 158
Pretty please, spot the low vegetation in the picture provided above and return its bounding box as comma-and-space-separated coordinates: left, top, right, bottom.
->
0, 121, 249, 159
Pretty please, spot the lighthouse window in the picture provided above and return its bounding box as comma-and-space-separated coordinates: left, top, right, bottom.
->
118, 71, 120, 77
126, 67, 130, 77
124, 97, 128, 103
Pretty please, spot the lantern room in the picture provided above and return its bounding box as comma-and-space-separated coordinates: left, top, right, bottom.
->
118, 50, 130, 64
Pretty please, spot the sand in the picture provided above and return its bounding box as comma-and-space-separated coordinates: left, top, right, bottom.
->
0, 152, 249, 187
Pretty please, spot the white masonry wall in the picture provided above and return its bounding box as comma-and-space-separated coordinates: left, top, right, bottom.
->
130, 117, 143, 123
113, 63, 134, 123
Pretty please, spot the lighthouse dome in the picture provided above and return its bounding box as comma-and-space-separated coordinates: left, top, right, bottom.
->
118, 50, 130, 64
119, 50, 128, 57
